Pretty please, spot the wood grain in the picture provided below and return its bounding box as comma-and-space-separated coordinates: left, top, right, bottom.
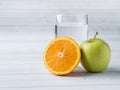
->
0, 0, 120, 9
0, 0, 120, 89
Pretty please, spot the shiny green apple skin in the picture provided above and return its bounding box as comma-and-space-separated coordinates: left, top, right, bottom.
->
80, 38, 111, 73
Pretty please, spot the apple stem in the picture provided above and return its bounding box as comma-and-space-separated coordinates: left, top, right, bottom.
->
93, 32, 99, 39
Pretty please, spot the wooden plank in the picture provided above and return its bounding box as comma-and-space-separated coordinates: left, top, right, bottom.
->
0, 9, 120, 17
0, 86, 120, 90
0, 67, 119, 88
0, 0, 120, 9
0, 14, 120, 26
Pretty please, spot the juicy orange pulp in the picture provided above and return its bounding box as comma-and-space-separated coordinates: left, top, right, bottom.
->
43, 36, 81, 75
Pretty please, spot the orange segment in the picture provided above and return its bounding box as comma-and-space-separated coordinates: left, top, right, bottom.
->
43, 36, 81, 75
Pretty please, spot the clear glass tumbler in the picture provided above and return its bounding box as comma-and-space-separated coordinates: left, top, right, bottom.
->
55, 14, 88, 44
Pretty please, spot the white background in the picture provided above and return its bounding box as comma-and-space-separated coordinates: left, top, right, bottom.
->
0, 0, 120, 90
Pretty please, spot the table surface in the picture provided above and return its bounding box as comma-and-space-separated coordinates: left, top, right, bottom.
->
0, 30, 120, 90
0, 10, 120, 90
1, 53, 120, 90
0, 0, 120, 89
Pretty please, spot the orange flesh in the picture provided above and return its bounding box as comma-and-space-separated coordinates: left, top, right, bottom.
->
45, 39, 79, 73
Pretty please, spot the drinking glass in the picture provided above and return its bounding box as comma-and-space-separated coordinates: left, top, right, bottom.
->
55, 14, 88, 44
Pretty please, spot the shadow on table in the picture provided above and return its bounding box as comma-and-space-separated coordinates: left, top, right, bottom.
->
64, 66, 120, 77
65, 66, 91, 77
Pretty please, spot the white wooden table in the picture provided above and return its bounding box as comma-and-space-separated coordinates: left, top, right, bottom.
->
0, 27, 120, 90
0, 3, 120, 89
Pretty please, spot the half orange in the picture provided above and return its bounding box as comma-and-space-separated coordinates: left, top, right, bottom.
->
43, 36, 81, 75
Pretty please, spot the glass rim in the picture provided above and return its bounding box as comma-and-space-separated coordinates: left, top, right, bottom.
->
56, 13, 88, 17
56, 14, 88, 24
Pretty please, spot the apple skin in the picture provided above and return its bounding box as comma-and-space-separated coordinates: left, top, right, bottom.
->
80, 38, 111, 73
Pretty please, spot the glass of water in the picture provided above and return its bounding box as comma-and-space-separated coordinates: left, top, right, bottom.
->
55, 14, 88, 44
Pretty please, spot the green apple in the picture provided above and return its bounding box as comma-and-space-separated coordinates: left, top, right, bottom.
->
80, 32, 111, 73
